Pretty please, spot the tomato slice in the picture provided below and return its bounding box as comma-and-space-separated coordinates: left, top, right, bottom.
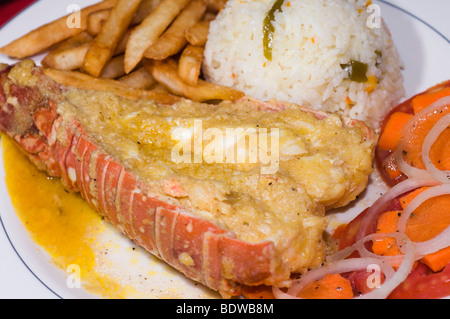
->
337, 196, 404, 251
342, 269, 381, 297
336, 198, 450, 299
388, 262, 450, 299
337, 209, 366, 251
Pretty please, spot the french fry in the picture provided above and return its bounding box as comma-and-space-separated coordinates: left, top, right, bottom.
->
41, 43, 91, 71
118, 67, 156, 89
87, 9, 111, 36
52, 31, 94, 51
124, 0, 192, 73
144, 0, 206, 60
151, 83, 171, 94
83, 0, 143, 77
43, 67, 180, 105
131, 0, 163, 25
100, 55, 126, 79
1, 0, 229, 106
178, 45, 204, 86
185, 17, 212, 46
144, 59, 244, 102
0, 0, 119, 59
205, 0, 227, 13
114, 28, 132, 56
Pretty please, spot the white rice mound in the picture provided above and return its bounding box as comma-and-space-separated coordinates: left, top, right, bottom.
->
203, 0, 405, 129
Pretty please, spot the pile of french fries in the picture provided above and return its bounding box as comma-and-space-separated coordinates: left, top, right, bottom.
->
0, 0, 243, 104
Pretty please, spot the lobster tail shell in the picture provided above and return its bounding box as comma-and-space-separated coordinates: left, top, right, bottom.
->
0, 62, 293, 297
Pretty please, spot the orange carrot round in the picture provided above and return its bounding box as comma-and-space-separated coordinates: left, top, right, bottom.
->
296, 273, 354, 299
378, 112, 413, 151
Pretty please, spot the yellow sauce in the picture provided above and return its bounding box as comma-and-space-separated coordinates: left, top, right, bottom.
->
1, 135, 132, 298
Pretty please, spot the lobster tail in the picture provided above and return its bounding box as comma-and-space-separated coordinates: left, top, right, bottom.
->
0, 61, 376, 297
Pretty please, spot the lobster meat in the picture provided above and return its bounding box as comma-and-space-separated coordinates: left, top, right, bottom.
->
0, 60, 376, 298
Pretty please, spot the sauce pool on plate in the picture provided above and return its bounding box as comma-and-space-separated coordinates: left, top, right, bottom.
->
2, 136, 134, 298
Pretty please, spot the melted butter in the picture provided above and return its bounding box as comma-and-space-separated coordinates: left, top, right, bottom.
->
1, 136, 134, 299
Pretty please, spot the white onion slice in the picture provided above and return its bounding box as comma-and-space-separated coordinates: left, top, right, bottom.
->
274, 180, 445, 299
325, 243, 356, 263
422, 113, 450, 184
354, 233, 407, 261
398, 184, 450, 233
356, 177, 440, 241
411, 95, 450, 121
356, 236, 415, 299
395, 184, 450, 258
393, 96, 450, 181
272, 286, 300, 299
327, 232, 405, 266
415, 226, 450, 258
284, 257, 395, 298
393, 146, 434, 180
277, 234, 414, 299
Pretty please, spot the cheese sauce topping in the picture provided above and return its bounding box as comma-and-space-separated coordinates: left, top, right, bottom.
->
58, 88, 375, 272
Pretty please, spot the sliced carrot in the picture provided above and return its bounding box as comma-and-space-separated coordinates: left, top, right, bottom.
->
382, 153, 403, 181
376, 81, 450, 186
429, 128, 450, 171
421, 247, 450, 272
399, 187, 431, 210
373, 190, 450, 272
375, 195, 450, 244
378, 112, 413, 151
404, 194, 450, 242
297, 273, 353, 299
412, 87, 450, 114
372, 210, 402, 256
401, 95, 450, 171
374, 83, 450, 274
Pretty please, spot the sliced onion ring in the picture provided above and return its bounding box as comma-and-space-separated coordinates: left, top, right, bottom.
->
415, 226, 450, 258
404, 96, 450, 131
393, 146, 434, 180
356, 177, 440, 241
274, 233, 415, 299
422, 113, 450, 184
398, 184, 450, 233
280, 257, 395, 298
356, 235, 415, 299
393, 96, 450, 181
327, 232, 406, 266
395, 183, 450, 258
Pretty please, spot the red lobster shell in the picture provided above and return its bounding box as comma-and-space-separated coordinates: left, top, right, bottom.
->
0, 61, 375, 298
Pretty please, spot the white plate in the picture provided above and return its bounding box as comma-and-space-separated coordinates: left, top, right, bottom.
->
0, 0, 449, 299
